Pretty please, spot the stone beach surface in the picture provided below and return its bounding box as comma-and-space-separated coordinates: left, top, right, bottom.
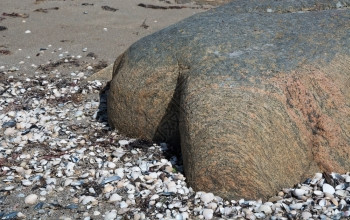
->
1, 0, 350, 219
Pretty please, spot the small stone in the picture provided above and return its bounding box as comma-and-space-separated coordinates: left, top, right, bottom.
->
203, 209, 213, 220
25, 30, 31, 34
25, 194, 38, 205
323, 183, 335, 195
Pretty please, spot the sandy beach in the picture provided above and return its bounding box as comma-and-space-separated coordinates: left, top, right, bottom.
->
0, 0, 209, 74
1, 1, 349, 219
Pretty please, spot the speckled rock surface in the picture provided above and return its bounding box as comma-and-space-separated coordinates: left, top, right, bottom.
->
107, 0, 350, 200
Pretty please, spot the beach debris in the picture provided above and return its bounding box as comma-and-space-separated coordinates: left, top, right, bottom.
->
2, 12, 29, 18
101, 6, 118, 12
140, 19, 149, 29
34, 7, 59, 13
0, 50, 11, 55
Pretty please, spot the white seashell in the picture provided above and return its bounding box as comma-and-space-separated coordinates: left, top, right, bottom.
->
293, 188, 306, 197
25, 194, 38, 204
313, 190, 323, 196
118, 140, 129, 146
207, 202, 217, 210
301, 211, 312, 219
289, 203, 303, 210
258, 204, 272, 214
331, 197, 339, 206
109, 193, 122, 202
80, 173, 90, 178
104, 184, 114, 193
175, 214, 183, 220
5, 186, 15, 191
15, 167, 25, 174
346, 176, 350, 182
17, 212, 26, 218
4, 127, 16, 136
200, 192, 215, 204
89, 188, 96, 194
80, 196, 97, 205
64, 179, 73, 186
322, 183, 335, 195
311, 173, 323, 185
104, 210, 117, 220
107, 162, 116, 169
319, 199, 327, 207
335, 190, 348, 197
203, 209, 214, 220
150, 195, 159, 200
22, 180, 32, 186
74, 111, 84, 117
120, 201, 128, 208
167, 181, 177, 193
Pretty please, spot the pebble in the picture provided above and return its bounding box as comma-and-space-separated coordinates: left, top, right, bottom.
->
24, 194, 38, 205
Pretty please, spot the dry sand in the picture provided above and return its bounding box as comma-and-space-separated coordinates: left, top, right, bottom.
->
0, 0, 212, 75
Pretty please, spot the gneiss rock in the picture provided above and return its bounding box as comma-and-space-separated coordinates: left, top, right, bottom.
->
107, 0, 350, 199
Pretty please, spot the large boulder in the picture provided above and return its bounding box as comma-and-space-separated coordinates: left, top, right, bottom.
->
107, 0, 350, 200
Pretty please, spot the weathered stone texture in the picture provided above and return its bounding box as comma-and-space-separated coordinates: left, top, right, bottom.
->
108, 0, 350, 199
